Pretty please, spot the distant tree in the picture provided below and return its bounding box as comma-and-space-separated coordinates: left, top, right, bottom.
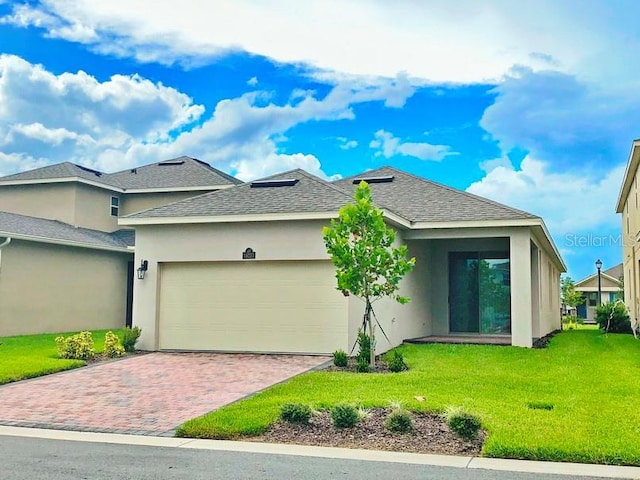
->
561, 276, 584, 312
322, 182, 415, 367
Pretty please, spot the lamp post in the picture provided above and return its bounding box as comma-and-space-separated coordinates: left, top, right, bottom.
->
595, 259, 603, 307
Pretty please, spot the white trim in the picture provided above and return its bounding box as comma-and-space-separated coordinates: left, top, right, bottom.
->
0, 231, 132, 253
110, 196, 120, 217
124, 185, 235, 194
411, 218, 543, 229
575, 272, 622, 287
616, 139, 640, 213
119, 211, 339, 226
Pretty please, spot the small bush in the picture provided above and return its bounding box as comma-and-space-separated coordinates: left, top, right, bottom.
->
55, 331, 94, 360
104, 331, 125, 358
386, 350, 408, 372
331, 404, 359, 428
385, 409, 413, 433
356, 331, 373, 363
333, 349, 348, 367
122, 326, 142, 352
596, 302, 632, 334
443, 406, 482, 440
280, 403, 312, 425
355, 357, 370, 373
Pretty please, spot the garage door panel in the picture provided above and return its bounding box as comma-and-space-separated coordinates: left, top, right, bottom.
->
158, 261, 347, 353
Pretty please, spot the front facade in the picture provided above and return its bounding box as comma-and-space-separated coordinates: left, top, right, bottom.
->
574, 264, 623, 321
0, 157, 240, 336
122, 167, 565, 353
616, 139, 640, 324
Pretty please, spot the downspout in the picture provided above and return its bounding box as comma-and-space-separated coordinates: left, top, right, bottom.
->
0, 237, 11, 270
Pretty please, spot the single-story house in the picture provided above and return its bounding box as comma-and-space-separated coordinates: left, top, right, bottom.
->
120, 166, 566, 354
575, 263, 623, 321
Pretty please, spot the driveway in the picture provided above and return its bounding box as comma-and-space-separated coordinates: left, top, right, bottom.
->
0, 353, 328, 436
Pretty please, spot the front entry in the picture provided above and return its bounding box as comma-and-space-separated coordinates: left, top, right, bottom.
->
449, 251, 511, 334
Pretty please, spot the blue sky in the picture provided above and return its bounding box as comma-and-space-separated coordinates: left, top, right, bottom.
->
1, 0, 639, 280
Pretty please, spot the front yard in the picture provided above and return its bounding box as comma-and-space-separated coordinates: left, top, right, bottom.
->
0, 329, 121, 385
178, 329, 640, 466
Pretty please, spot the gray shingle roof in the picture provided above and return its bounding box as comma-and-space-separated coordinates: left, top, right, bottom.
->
333, 166, 538, 222
0, 157, 240, 191
126, 169, 354, 218
106, 156, 241, 189
0, 211, 133, 250
603, 263, 623, 281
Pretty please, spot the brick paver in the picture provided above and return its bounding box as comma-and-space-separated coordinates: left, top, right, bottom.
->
0, 353, 328, 435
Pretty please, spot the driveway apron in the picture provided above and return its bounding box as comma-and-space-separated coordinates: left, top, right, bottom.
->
0, 353, 328, 435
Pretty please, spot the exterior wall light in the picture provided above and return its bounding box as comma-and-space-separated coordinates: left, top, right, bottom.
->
137, 260, 149, 280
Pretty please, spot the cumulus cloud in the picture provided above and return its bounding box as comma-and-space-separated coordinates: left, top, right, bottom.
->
6, 0, 639, 84
369, 130, 455, 161
467, 156, 625, 237
337, 137, 358, 150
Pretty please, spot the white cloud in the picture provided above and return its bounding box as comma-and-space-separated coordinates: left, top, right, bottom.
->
467, 156, 625, 237
337, 137, 358, 150
247, 76, 258, 86
5, 1, 640, 84
370, 129, 455, 161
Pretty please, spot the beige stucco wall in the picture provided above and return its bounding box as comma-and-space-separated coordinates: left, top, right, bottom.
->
120, 191, 206, 216
621, 168, 638, 321
74, 184, 120, 232
537, 243, 561, 338
577, 275, 621, 290
0, 239, 131, 337
0, 183, 77, 224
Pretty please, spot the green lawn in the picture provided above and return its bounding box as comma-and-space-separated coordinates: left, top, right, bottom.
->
177, 330, 640, 466
0, 329, 122, 385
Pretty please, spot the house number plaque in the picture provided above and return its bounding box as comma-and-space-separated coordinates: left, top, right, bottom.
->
242, 248, 256, 260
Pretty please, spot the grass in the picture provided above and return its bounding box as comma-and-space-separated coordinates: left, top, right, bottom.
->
0, 329, 124, 385
177, 329, 640, 466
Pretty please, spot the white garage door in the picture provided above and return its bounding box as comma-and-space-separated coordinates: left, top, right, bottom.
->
158, 261, 348, 353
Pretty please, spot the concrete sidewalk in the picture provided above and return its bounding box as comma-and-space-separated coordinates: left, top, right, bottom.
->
1, 426, 638, 479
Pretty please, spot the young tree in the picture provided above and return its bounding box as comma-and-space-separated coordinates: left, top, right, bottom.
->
561, 276, 584, 314
322, 181, 416, 367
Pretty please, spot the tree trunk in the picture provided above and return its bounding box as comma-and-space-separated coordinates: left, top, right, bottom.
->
364, 298, 375, 367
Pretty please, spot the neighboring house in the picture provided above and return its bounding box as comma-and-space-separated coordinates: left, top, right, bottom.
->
0, 157, 240, 336
120, 166, 566, 354
574, 263, 623, 322
617, 138, 640, 325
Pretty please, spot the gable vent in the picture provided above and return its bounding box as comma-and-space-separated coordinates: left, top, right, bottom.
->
158, 160, 185, 166
250, 179, 299, 188
352, 175, 394, 184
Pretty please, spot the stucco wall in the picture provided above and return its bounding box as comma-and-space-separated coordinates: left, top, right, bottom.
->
537, 245, 561, 338
74, 184, 120, 232
621, 170, 638, 321
0, 183, 77, 224
0, 239, 131, 336
120, 191, 205, 216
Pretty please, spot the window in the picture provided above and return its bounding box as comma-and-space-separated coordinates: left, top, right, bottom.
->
110, 196, 119, 217
587, 292, 598, 307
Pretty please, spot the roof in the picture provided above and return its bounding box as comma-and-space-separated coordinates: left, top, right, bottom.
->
125, 169, 355, 218
333, 166, 539, 223
616, 139, 640, 213
604, 263, 623, 280
575, 263, 623, 287
0, 210, 133, 252
0, 157, 241, 192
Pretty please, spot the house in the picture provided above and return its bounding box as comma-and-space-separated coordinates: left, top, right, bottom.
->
0, 157, 240, 337
574, 263, 623, 322
616, 139, 640, 324
120, 166, 566, 353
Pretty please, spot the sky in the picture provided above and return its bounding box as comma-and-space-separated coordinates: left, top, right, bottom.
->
0, 0, 638, 280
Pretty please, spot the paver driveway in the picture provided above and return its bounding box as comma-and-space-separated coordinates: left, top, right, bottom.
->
0, 353, 328, 436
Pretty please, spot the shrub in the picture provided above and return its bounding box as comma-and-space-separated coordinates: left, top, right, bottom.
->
386, 350, 408, 372
596, 302, 632, 334
331, 404, 359, 428
280, 403, 312, 425
355, 357, 370, 373
333, 349, 348, 367
385, 409, 413, 433
122, 326, 142, 352
443, 406, 482, 440
104, 331, 125, 358
55, 331, 94, 360
356, 331, 373, 363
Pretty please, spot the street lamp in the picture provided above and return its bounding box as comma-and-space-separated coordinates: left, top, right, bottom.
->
595, 259, 603, 306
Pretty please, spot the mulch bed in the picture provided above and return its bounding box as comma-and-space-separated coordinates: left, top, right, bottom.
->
323, 357, 395, 373
532, 329, 561, 349
249, 408, 485, 456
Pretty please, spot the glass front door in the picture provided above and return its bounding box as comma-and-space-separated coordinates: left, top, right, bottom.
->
449, 252, 511, 334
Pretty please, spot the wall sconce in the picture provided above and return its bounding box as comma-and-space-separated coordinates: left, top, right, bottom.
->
137, 260, 148, 280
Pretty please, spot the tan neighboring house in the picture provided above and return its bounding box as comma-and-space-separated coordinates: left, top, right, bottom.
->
616, 139, 640, 324
574, 263, 623, 322
120, 166, 566, 354
0, 157, 240, 336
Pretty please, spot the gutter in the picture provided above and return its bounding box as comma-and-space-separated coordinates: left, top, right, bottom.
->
0, 236, 11, 269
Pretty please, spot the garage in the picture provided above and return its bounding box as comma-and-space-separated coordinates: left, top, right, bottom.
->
157, 260, 348, 353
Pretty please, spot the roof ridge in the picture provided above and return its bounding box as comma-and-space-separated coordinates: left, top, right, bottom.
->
349, 165, 539, 220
